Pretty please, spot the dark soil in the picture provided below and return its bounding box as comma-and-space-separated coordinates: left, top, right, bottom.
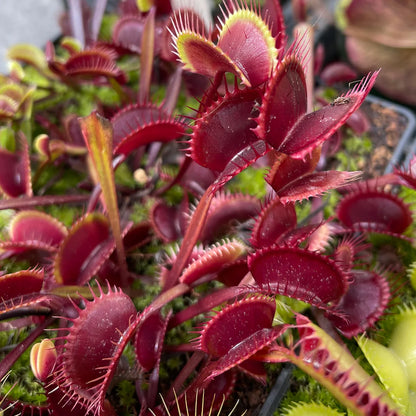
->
360, 99, 409, 177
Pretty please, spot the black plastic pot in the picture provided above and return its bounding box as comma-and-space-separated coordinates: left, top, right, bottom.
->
258, 364, 293, 416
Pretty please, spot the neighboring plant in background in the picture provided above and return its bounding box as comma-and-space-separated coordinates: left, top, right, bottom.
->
337, 0, 416, 106
0, 1, 414, 416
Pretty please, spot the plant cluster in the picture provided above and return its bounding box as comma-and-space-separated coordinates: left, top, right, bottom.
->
0, 1, 415, 416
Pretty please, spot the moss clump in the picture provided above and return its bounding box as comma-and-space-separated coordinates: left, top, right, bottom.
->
277, 368, 346, 415
33, 163, 86, 195
112, 380, 139, 416
227, 166, 268, 198
334, 133, 373, 173
0, 331, 46, 405
41, 204, 82, 228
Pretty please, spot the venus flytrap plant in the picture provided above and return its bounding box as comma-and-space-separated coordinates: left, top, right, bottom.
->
164, 0, 378, 291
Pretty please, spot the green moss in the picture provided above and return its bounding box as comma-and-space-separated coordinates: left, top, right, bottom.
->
41, 204, 82, 228
334, 133, 372, 172
227, 166, 267, 198
371, 287, 416, 346
323, 190, 341, 218
133, 280, 161, 311
176, 94, 200, 118
294, 200, 311, 224
115, 162, 136, 188
58, 84, 121, 118
129, 196, 157, 224
277, 368, 346, 415
366, 232, 416, 271
99, 14, 118, 42
121, 343, 137, 367
0, 127, 15, 151
33, 163, 86, 195
399, 187, 416, 238
0, 209, 14, 240
0, 331, 46, 405
113, 380, 138, 416
117, 56, 140, 85
32, 87, 71, 115
164, 317, 195, 347
320, 87, 339, 102
280, 402, 345, 416
158, 354, 187, 382
151, 84, 167, 106
163, 184, 184, 206
399, 186, 416, 208
1, 257, 31, 274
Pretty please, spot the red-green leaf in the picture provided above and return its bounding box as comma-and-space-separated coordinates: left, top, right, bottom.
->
274, 315, 402, 416
80, 111, 128, 285
57, 285, 136, 409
